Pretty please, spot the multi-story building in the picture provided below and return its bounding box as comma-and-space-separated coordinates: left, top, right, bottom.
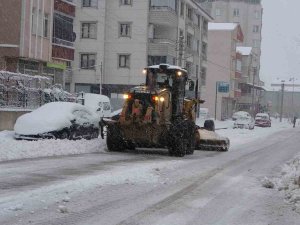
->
202, 23, 244, 120
0, 0, 76, 87
236, 46, 264, 113
0, 0, 54, 77
51, 0, 76, 89
198, 0, 263, 77
71, 0, 212, 98
71, 0, 106, 93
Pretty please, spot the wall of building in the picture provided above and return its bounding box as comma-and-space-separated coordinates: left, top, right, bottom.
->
202, 29, 235, 120
71, 0, 106, 93
0, 0, 22, 70
103, 0, 149, 92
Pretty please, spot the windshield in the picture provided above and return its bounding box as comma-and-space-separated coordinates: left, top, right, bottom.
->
146, 69, 174, 89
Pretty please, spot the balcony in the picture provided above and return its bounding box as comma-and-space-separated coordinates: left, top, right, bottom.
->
234, 89, 242, 98
149, 6, 178, 27
52, 37, 74, 49
148, 38, 176, 56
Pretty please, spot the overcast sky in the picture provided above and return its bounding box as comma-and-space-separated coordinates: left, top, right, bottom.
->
261, 0, 300, 86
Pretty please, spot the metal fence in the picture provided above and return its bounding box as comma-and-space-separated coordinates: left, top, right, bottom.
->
0, 71, 75, 110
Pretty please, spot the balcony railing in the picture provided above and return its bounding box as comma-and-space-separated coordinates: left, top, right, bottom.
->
52, 37, 74, 48
149, 6, 177, 14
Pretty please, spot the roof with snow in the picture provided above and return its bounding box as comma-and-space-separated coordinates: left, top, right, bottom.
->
208, 23, 238, 31
236, 47, 252, 56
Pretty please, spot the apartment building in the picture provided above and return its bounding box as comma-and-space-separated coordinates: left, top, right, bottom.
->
0, 0, 76, 86
0, 0, 54, 76
71, 0, 212, 96
236, 46, 264, 113
52, 0, 76, 88
202, 23, 244, 120
199, 0, 262, 72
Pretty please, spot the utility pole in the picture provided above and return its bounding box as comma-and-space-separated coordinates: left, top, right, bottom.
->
178, 36, 184, 67
280, 82, 285, 122
215, 82, 218, 120
100, 61, 103, 95
251, 67, 256, 117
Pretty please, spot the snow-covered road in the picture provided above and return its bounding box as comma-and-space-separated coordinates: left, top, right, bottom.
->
1, 126, 300, 224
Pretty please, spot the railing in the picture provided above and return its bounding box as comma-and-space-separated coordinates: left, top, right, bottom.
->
0, 71, 75, 110
52, 37, 74, 48
149, 6, 177, 14
149, 38, 176, 45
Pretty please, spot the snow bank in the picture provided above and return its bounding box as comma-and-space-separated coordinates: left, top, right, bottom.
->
14, 102, 99, 135
0, 131, 105, 162
274, 155, 300, 213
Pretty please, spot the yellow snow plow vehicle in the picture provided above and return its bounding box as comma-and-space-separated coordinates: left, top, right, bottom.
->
103, 64, 229, 157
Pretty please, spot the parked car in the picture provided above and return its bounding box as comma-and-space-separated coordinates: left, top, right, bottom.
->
232, 111, 251, 121
14, 102, 100, 140
255, 113, 271, 127
233, 116, 255, 129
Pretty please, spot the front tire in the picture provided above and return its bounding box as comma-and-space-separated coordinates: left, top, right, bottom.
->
106, 124, 125, 152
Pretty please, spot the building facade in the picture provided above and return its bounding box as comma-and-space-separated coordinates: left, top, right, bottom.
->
202, 23, 244, 120
198, 0, 262, 76
236, 46, 264, 113
0, 0, 76, 87
71, 0, 212, 98
0, 0, 54, 76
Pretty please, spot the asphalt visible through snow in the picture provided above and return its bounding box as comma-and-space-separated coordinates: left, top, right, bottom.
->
1, 128, 300, 225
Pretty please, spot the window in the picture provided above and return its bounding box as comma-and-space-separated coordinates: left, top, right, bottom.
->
53, 13, 74, 42
187, 6, 193, 20
253, 39, 260, 48
215, 8, 221, 16
253, 25, 260, 33
179, 29, 184, 37
186, 33, 192, 48
202, 42, 207, 60
180, 2, 184, 17
254, 10, 260, 19
43, 14, 49, 38
119, 54, 130, 68
81, 22, 97, 39
233, 8, 239, 17
201, 68, 206, 86
148, 56, 167, 66
82, 0, 98, 8
120, 0, 132, 5
80, 54, 96, 69
119, 23, 131, 37
32, 8, 37, 34
197, 14, 201, 27
186, 62, 192, 74
236, 60, 242, 72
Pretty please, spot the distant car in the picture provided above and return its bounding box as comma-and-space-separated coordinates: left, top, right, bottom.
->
82, 93, 112, 118
232, 111, 251, 121
14, 102, 100, 140
255, 113, 271, 127
233, 116, 255, 130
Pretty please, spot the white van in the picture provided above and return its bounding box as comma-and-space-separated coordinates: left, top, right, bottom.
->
81, 93, 112, 118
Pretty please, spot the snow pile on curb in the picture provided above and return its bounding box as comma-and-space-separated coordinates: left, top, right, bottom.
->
274, 155, 300, 213
0, 131, 106, 162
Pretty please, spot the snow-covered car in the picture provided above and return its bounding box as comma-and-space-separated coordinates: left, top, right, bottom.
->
233, 116, 255, 129
232, 111, 251, 121
255, 113, 271, 127
14, 102, 100, 140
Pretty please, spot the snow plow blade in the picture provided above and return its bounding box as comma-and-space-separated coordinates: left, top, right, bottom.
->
195, 129, 230, 151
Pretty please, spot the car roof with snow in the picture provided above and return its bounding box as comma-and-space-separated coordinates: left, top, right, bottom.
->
14, 102, 99, 135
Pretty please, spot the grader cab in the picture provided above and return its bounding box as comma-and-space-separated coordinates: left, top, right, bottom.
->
105, 64, 229, 157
